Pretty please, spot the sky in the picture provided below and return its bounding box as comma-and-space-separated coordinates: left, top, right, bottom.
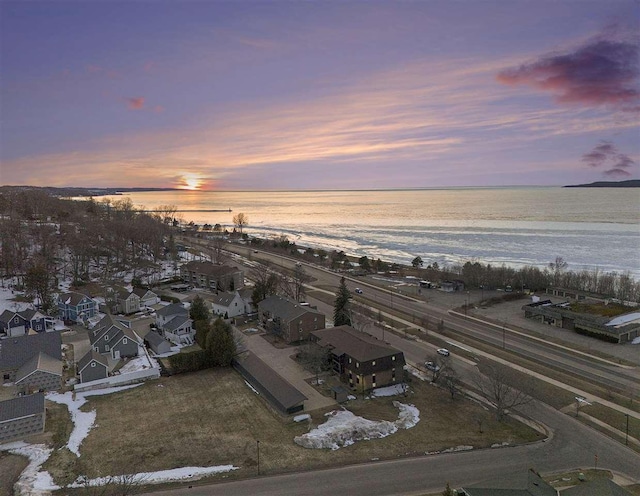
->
1, 0, 639, 190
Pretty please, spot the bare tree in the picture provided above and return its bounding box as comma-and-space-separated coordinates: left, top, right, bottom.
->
233, 212, 248, 234
424, 353, 450, 383
474, 365, 532, 421
208, 235, 229, 265
441, 366, 461, 400
298, 342, 330, 386
281, 265, 312, 302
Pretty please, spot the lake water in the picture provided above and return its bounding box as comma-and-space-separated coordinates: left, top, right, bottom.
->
105, 188, 640, 277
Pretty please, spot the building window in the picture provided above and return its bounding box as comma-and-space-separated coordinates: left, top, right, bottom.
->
91, 362, 96, 368
372, 361, 376, 366
123, 338, 128, 344
392, 355, 396, 361
349, 358, 352, 364
105, 345, 110, 352
356, 362, 359, 368
356, 376, 359, 384
372, 375, 376, 388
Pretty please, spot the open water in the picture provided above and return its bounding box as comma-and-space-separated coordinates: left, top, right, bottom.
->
105, 187, 640, 277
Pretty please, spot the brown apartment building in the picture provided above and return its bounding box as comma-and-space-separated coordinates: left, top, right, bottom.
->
310, 325, 406, 391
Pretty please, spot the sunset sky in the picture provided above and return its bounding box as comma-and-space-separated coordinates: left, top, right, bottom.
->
1, 1, 639, 190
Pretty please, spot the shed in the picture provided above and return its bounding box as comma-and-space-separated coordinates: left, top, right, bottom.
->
144, 331, 172, 355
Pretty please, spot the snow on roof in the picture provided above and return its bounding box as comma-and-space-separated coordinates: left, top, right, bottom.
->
606, 312, 640, 327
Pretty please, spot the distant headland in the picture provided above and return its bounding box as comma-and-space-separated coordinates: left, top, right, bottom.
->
0, 186, 180, 197
564, 179, 640, 188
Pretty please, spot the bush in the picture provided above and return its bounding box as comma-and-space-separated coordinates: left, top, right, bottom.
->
168, 350, 210, 374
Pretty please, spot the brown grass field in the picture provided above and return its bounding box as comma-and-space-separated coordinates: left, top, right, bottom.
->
42, 367, 541, 488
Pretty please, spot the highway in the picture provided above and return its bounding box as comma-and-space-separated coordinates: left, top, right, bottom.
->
164, 238, 640, 494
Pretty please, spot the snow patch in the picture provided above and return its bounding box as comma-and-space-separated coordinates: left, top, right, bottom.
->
294, 401, 419, 450
2, 442, 59, 495
293, 414, 311, 422
632, 336, 640, 345
70, 465, 239, 488
370, 384, 406, 397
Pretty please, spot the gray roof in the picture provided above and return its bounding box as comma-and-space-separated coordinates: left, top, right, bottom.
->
311, 326, 403, 363
77, 350, 108, 372
0, 393, 45, 422
462, 469, 557, 496
211, 291, 239, 306
163, 314, 191, 332
156, 303, 188, 318
58, 291, 93, 306
15, 352, 63, 383
90, 315, 129, 344
234, 353, 307, 411
182, 261, 241, 277
0, 331, 62, 371
144, 331, 169, 348
133, 288, 156, 299
0, 309, 24, 324
259, 295, 323, 322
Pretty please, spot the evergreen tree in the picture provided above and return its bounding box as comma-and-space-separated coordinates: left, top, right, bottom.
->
194, 319, 212, 348
206, 318, 236, 366
190, 295, 211, 323
333, 277, 352, 327
442, 482, 454, 496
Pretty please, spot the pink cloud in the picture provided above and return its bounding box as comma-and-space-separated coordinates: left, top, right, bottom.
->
126, 97, 145, 110
497, 34, 639, 110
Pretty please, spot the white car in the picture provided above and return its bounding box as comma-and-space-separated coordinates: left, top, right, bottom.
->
355, 288, 363, 294
425, 361, 440, 372
437, 348, 450, 356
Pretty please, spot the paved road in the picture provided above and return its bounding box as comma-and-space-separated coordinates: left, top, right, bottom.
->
144, 399, 640, 496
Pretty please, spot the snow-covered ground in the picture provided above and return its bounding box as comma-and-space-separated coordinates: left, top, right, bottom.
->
632, 336, 640, 345
0, 442, 59, 495
370, 384, 406, 397
294, 401, 420, 450
119, 346, 159, 373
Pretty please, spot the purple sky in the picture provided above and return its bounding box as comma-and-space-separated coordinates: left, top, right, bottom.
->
1, 1, 639, 190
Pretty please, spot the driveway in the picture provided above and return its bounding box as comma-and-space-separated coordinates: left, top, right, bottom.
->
238, 331, 336, 412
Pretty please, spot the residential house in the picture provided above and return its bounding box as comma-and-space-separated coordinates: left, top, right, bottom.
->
0, 331, 62, 384
180, 261, 244, 292
310, 325, 406, 391
155, 303, 194, 345
89, 314, 140, 360
144, 331, 172, 355
132, 288, 160, 307
211, 291, 246, 319
0, 309, 55, 337
258, 295, 325, 344
0, 393, 46, 443
14, 351, 63, 393
113, 289, 141, 315
58, 292, 97, 323
77, 350, 109, 383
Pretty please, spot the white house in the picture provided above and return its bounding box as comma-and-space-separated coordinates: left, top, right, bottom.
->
211, 291, 246, 319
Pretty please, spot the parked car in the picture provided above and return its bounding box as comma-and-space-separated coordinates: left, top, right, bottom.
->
355, 288, 363, 294
437, 348, 450, 356
425, 361, 440, 372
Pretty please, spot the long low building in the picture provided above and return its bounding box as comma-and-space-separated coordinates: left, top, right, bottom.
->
233, 352, 307, 415
522, 300, 640, 343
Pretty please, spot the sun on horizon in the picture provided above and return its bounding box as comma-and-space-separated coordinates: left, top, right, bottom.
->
178, 173, 203, 190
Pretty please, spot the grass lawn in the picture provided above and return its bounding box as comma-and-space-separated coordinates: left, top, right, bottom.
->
0, 452, 28, 496
44, 367, 541, 487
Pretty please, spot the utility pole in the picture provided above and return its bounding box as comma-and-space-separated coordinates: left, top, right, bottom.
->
257, 440, 260, 475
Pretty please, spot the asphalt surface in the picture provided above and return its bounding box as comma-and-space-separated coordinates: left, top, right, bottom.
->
159, 239, 640, 494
